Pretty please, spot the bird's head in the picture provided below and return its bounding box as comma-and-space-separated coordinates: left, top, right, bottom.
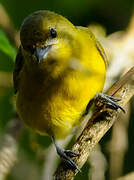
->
20, 10, 78, 76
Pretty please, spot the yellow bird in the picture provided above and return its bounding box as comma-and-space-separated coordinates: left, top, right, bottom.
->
13, 10, 122, 171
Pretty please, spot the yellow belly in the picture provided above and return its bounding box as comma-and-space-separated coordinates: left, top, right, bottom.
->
16, 66, 105, 139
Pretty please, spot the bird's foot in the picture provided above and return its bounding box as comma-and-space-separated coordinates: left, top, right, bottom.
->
63, 149, 80, 158
52, 136, 81, 171
94, 93, 125, 113
57, 146, 81, 171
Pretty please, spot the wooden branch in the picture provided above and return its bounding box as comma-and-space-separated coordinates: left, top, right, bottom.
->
117, 171, 134, 180
54, 66, 134, 180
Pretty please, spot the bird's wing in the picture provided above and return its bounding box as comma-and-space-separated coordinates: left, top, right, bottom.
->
95, 39, 108, 67
76, 26, 108, 66
13, 46, 24, 94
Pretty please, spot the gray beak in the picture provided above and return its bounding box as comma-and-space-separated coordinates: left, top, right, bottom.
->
35, 45, 51, 62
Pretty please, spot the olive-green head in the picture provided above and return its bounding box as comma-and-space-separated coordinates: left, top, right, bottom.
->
20, 10, 76, 64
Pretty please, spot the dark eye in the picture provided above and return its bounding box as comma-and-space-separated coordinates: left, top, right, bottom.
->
50, 28, 57, 38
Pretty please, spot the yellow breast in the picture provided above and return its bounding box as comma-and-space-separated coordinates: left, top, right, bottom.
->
16, 57, 105, 139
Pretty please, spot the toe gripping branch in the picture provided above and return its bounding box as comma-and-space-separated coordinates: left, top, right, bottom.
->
94, 93, 125, 113
52, 136, 81, 172
84, 93, 125, 116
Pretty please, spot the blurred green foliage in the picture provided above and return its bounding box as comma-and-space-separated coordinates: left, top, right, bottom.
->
0, 88, 14, 132
0, 29, 16, 61
0, 29, 15, 133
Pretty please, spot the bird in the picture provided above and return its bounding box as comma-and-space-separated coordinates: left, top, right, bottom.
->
13, 10, 123, 171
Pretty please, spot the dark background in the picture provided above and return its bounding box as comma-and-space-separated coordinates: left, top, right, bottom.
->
1, 0, 134, 33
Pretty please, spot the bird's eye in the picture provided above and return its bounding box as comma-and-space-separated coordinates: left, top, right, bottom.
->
50, 28, 57, 38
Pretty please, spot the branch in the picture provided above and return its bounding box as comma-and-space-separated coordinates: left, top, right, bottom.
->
54, 66, 134, 180
117, 172, 134, 180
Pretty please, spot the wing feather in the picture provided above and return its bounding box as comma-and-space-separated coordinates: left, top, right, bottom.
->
13, 46, 24, 94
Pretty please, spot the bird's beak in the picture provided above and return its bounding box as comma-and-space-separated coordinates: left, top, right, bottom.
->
34, 45, 51, 62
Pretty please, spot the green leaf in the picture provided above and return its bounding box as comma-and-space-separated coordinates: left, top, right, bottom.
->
0, 29, 16, 61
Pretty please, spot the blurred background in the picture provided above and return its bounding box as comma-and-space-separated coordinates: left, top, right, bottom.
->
0, 0, 134, 179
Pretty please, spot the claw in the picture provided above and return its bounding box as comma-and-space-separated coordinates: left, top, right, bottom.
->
64, 150, 80, 157
52, 136, 81, 172
103, 94, 121, 102
62, 155, 81, 172
95, 93, 125, 113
